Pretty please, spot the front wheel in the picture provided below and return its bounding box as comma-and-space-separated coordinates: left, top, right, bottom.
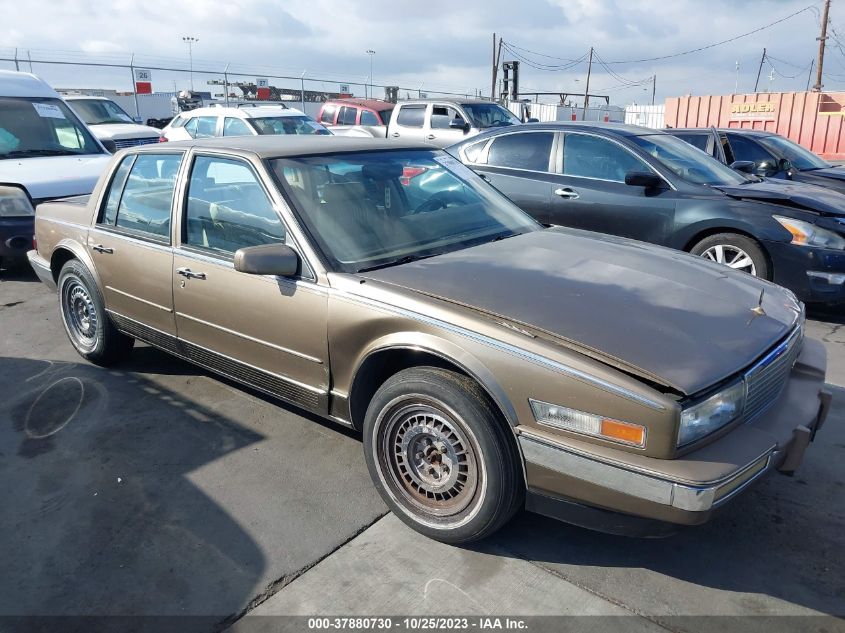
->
690, 233, 770, 279
363, 367, 523, 544
58, 260, 134, 366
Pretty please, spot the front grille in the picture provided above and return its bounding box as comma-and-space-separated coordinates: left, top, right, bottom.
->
112, 137, 160, 149
743, 326, 803, 422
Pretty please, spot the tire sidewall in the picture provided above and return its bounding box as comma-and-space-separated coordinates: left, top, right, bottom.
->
363, 369, 519, 543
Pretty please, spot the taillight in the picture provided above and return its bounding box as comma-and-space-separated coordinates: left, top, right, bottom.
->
32, 235, 37, 250
158, 136, 168, 142
400, 166, 427, 186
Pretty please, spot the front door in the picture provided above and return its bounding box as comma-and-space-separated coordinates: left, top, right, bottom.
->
547, 131, 676, 244
172, 153, 329, 411
425, 104, 470, 147
90, 151, 185, 337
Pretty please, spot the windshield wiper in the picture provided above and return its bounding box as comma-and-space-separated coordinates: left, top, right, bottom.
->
357, 253, 438, 273
1, 149, 81, 158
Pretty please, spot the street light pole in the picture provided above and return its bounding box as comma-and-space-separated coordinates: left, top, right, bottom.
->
182, 36, 199, 91
366, 50, 375, 99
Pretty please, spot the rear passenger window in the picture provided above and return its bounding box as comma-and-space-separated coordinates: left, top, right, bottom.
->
223, 117, 252, 136
396, 105, 425, 128
319, 105, 337, 124
360, 110, 379, 126
112, 153, 183, 240
487, 132, 554, 172
101, 156, 134, 225
184, 156, 286, 256
338, 106, 358, 126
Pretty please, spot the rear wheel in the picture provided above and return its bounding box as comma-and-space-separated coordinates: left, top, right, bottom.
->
690, 233, 769, 279
58, 260, 134, 366
363, 367, 523, 544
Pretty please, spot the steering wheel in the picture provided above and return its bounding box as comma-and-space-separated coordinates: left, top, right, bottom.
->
412, 191, 461, 214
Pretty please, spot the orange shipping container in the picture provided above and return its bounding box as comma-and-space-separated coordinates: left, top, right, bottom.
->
664, 92, 845, 161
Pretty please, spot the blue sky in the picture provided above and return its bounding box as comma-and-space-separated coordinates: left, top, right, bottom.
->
0, 0, 837, 104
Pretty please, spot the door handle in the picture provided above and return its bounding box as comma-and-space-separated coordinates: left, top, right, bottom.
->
176, 267, 206, 280
479, 173, 492, 183
391, 132, 401, 138
92, 244, 113, 254
426, 134, 436, 140
554, 187, 579, 200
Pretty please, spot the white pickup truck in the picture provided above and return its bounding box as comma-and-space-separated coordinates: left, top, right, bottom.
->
334, 99, 524, 148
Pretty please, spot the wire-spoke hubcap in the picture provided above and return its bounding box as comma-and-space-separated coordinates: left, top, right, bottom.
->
701, 244, 757, 276
62, 279, 98, 349
379, 402, 478, 517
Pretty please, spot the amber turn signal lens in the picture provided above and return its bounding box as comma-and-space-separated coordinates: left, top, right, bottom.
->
600, 418, 646, 447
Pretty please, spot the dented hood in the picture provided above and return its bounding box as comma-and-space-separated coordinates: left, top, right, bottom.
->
362, 229, 802, 396
713, 179, 845, 216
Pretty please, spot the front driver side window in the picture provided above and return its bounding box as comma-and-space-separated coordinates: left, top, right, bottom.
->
184, 155, 287, 257
563, 134, 650, 182
726, 134, 776, 169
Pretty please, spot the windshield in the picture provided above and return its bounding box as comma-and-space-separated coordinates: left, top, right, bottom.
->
70, 99, 135, 125
461, 103, 521, 129
248, 116, 330, 135
629, 133, 748, 186
0, 97, 105, 158
270, 150, 538, 273
757, 134, 830, 170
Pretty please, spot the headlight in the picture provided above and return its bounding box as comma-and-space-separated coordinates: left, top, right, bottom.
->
529, 399, 647, 448
678, 380, 745, 447
0, 186, 35, 217
773, 215, 845, 249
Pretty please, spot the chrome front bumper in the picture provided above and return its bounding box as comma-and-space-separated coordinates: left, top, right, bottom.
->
27, 250, 56, 291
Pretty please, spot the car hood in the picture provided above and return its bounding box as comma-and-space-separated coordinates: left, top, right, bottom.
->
712, 179, 845, 216
89, 123, 162, 140
362, 229, 801, 396
0, 154, 110, 200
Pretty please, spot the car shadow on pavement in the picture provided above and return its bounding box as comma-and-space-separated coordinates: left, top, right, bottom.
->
807, 305, 845, 326
477, 385, 845, 618
0, 355, 266, 630
0, 264, 39, 283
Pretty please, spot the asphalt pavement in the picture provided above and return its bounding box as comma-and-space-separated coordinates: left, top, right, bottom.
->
1, 267, 843, 633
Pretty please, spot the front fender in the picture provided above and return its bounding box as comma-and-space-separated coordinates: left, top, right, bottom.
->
350, 331, 519, 428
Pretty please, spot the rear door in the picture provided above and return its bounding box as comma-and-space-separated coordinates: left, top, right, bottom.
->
89, 151, 185, 337
548, 131, 676, 243
464, 130, 556, 223
389, 104, 428, 142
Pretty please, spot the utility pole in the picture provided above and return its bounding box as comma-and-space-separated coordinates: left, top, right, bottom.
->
754, 48, 766, 92
814, 0, 831, 91
807, 59, 815, 91
735, 61, 739, 94
651, 74, 657, 105
491, 36, 503, 102
583, 47, 594, 119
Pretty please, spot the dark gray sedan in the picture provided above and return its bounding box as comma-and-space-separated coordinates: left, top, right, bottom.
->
448, 122, 845, 304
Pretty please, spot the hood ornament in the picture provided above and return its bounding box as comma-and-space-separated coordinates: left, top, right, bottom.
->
750, 289, 766, 319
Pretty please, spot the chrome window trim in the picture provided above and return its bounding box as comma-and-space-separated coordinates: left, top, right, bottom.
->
88, 224, 172, 253
176, 311, 323, 364
333, 289, 667, 411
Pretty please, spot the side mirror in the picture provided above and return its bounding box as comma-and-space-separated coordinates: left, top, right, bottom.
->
101, 139, 118, 153
730, 160, 755, 174
234, 243, 299, 277
449, 119, 470, 133
755, 159, 779, 176
778, 158, 792, 173
624, 171, 663, 189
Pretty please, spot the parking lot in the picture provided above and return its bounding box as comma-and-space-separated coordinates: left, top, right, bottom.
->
1, 265, 844, 632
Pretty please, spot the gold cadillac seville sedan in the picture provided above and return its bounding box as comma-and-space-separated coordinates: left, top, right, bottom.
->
27, 136, 830, 543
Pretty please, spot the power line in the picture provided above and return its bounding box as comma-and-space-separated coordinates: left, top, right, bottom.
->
500, 42, 587, 71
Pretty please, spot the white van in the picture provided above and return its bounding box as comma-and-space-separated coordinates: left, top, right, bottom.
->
0, 70, 110, 268
65, 95, 162, 150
